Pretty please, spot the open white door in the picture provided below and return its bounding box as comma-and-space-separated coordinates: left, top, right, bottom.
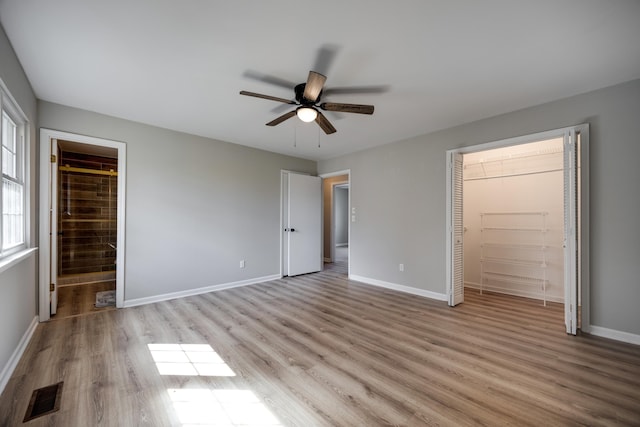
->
284, 173, 322, 276
449, 152, 464, 306
563, 129, 579, 334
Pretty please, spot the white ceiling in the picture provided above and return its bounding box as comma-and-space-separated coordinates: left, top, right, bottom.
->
1, 1, 639, 161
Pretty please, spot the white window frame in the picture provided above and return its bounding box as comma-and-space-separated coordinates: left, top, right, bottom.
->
0, 79, 29, 259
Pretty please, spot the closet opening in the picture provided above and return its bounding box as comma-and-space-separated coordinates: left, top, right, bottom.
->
463, 138, 565, 321
446, 125, 588, 335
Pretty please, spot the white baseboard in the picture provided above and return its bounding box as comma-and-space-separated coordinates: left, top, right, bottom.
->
587, 325, 640, 346
124, 274, 281, 308
349, 275, 447, 302
335, 243, 348, 247
323, 257, 331, 263
0, 316, 38, 396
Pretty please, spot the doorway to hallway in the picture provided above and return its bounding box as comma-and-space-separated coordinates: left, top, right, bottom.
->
321, 171, 350, 275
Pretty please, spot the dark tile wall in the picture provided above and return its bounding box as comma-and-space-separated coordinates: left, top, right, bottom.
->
58, 151, 118, 275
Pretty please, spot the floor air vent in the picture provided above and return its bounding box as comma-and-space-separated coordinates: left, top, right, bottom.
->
23, 381, 63, 422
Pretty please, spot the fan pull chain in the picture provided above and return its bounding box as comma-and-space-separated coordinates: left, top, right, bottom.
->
293, 121, 297, 148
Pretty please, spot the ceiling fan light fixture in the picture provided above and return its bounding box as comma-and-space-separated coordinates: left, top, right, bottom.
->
296, 106, 318, 123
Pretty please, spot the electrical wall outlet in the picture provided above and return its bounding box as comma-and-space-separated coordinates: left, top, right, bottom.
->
399, 263, 404, 272
240, 260, 245, 268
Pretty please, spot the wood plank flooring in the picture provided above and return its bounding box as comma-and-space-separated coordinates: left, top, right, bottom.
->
1, 262, 639, 426
54, 281, 117, 319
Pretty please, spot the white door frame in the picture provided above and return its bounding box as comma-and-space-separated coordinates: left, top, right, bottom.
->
39, 129, 126, 321
320, 170, 351, 275
445, 125, 589, 334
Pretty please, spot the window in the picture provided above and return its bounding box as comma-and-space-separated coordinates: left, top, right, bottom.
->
0, 86, 27, 257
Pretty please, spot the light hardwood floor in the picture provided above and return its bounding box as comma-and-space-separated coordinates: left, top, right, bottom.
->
54, 281, 117, 319
1, 262, 639, 426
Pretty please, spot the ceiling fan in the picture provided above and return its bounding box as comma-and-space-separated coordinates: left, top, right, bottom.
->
240, 70, 375, 134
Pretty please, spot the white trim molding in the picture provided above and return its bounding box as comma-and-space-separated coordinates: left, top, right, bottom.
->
587, 325, 640, 346
0, 248, 37, 275
0, 316, 38, 395
124, 274, 281, 308
350, 274, 448, 302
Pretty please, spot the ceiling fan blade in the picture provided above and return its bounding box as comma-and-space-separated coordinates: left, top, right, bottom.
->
240, 91, 296, 105
315, 111, 337, 134
303, 71, 326, 102
266, 110, 297, 126
312, 44, 340, 76
323, 85, 389, 96
320, 102, 374, 115
270, 103, 293, 114
242, 70, 297, 90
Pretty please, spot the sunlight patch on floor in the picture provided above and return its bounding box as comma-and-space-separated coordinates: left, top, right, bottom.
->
148, 343, 236, 376
168, 388, 283, 426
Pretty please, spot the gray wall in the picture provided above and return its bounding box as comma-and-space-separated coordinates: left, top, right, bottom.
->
0, 24, 38, 386
319, 79, 640, 337
335, 187, 349, 246
38, 101, 316, 301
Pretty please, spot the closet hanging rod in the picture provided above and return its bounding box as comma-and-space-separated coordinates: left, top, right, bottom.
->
59, 165, 118, 176
481, 211, 548, 216
464, 167, 564, 182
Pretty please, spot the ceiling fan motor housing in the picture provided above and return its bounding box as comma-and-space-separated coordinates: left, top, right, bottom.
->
295, 83, 321, 105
